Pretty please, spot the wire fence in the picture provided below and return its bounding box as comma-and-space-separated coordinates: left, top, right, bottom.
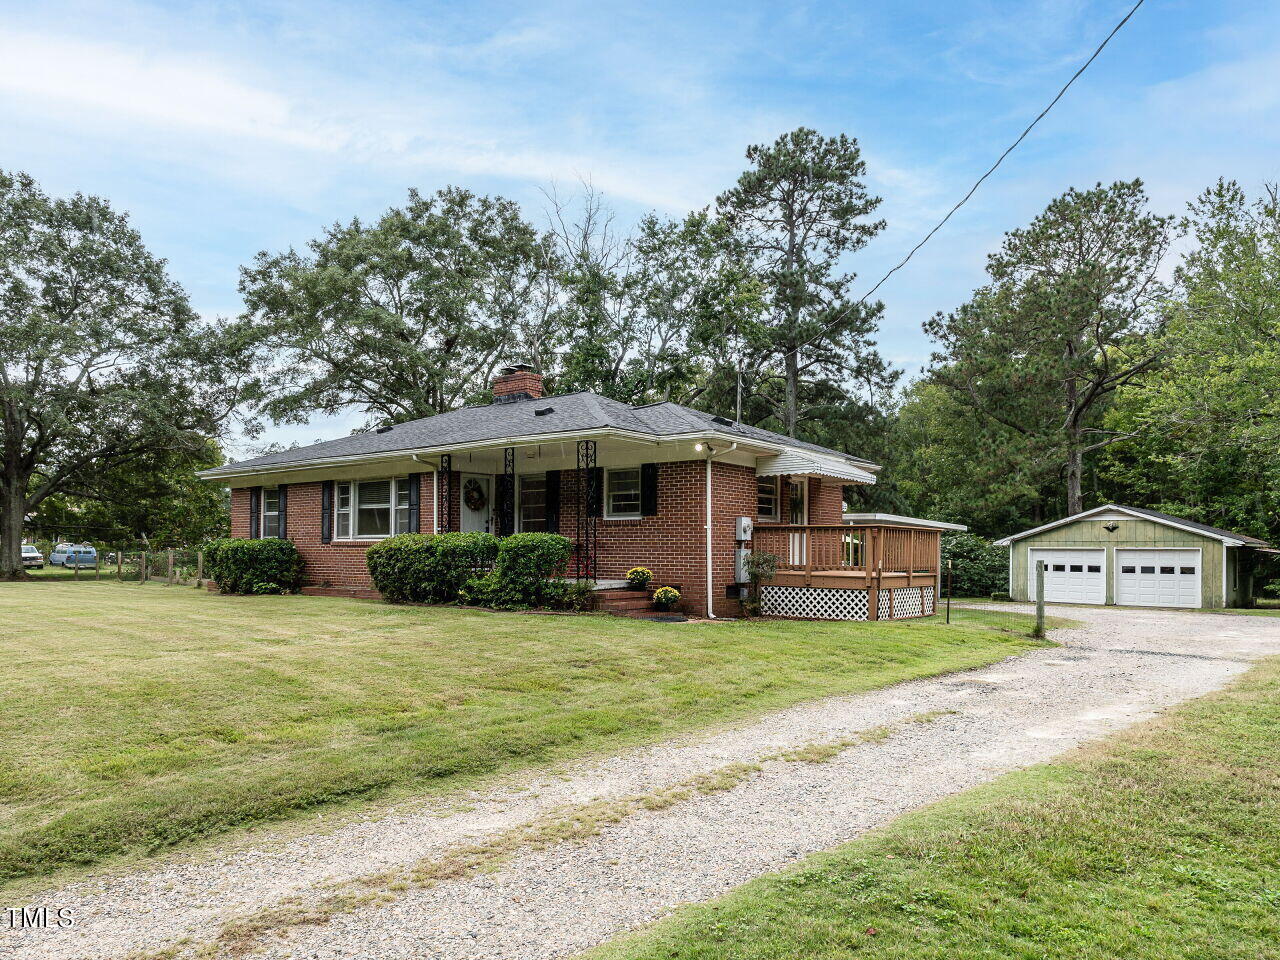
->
937, 563, 1043, 637
27, 547, 209, 587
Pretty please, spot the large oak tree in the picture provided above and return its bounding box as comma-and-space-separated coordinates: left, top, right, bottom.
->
241, 187, 558, 425
0, 170, 259, 576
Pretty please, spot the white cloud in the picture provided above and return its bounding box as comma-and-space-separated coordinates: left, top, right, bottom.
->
0, 31, 347, 150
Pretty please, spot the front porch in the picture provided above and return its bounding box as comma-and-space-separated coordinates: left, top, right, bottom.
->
751, 523, 942, 620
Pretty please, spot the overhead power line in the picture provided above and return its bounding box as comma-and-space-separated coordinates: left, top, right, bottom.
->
796, 0, 1148, 355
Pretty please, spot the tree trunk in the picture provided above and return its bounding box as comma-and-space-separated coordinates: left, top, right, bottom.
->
784, 347, 799, 438
1065, 435, 1084, 516
1, 480, 27, 579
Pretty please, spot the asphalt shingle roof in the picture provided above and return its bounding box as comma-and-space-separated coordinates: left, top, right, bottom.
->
1120, 505, 1271, 547
208, 391, 878, 475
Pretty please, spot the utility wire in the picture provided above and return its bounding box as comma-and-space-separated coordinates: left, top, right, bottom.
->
794, 0, 1147, 355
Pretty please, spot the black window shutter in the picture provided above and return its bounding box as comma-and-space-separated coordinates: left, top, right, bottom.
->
320, 480, 333, 544
640, 463, 658, 516
590, 467, 605, 516
407, 473, 421, 533
545, 470, 560, 533
248, 487, 262, 539
278, 484, 288, 539
497, 475, 515, 537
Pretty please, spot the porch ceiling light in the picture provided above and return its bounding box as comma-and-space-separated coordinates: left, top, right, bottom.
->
694, 442, 704, 452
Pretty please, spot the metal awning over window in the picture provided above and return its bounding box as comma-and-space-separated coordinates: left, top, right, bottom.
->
755, 450, 876, 485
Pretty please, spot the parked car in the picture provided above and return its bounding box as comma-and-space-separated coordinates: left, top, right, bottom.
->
60, 545, 98, 569
49, 543, 75, 566
21, 544, 44, 569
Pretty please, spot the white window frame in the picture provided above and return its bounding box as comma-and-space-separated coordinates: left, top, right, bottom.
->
604, 467, 642, 520
756, 476, 779, 520
333, 477, 413, 540
517, 473, 548, 532
261, 487, 281, 538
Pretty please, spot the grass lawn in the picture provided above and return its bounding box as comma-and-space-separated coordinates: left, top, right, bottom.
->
1220, 598, 1280, 617
0, 580, 1045, 887
586, 658, 1280, 960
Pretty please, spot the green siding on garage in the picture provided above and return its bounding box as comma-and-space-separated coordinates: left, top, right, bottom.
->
1010, 515, 1226, 608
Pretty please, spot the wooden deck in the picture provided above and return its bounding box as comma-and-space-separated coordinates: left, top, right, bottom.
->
751, 523, 942, 619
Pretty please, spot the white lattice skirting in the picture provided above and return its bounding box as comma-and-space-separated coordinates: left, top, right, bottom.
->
760, 584, 936, 621
761, 586, 870, 620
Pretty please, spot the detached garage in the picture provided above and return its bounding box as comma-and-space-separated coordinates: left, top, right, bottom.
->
996, 505, 1272, 609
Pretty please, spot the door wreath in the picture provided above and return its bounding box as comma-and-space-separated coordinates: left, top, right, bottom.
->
463, 478, 488, 512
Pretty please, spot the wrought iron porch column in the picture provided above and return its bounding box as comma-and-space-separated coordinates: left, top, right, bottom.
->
499, 446, 516, 537
438, 454, 452, 532
576, 439, 597, 581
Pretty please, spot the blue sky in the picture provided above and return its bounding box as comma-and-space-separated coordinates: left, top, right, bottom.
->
3, 0, 1279, 454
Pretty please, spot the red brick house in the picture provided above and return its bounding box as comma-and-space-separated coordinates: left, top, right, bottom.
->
200, 366, 946, 619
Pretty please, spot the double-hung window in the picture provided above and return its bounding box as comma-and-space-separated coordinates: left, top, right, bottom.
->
519, 474, 548, 531
756, 476, 779, 520
262, 488, 281, 538
605, 468, 642, 519
334, 478, 413, 539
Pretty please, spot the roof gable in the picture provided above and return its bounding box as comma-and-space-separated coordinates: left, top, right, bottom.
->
994, 504, 1270, 547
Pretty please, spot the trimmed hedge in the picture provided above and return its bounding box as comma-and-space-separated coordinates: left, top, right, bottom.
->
366, 532, 500, 604
940, 532, 1008, 597
368, 532, 578, 610
482, 532, 575, 609
204, 538, 303, 595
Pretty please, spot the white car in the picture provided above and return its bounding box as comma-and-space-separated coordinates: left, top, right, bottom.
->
22, 544, 44, 569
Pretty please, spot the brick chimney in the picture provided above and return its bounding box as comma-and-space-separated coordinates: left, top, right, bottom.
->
491, 364, 544, 403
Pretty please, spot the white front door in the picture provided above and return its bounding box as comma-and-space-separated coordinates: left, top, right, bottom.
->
1116, 549, 1201, 608
787, 478, 808, 565
460, 475, 493, 533
1028, 548, 1106, 604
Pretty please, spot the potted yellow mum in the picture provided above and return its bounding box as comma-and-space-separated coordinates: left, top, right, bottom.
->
652, 585, 680, 612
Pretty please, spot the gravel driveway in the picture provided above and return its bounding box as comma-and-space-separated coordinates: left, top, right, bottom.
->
8, 605, 1278, 960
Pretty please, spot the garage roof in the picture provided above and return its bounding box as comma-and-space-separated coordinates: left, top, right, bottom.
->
994, 504, 1272, 548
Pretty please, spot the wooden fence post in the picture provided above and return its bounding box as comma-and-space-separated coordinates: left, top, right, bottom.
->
96, 552, 101, 580
195, 550, 204, 588
141, 550, 148, 584
1034, 560, 1046, 639
116, 549, 123, 581
167, 548, 175, 586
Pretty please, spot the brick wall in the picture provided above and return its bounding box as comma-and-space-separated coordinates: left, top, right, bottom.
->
808, 478, 846, 524
554, 459, 756, 617
229, 474, 438, 590
229, 459, 759, 617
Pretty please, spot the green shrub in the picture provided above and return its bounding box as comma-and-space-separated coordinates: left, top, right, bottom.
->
204, 538, 303, 595
742, 551, 779, 617
366, 532, 499, 604
552, 579, 596, 611
941, 532, 1007, 597
486, 533, 574, 609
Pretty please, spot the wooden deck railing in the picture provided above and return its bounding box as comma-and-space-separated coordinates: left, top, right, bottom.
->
751, 524, 940, 577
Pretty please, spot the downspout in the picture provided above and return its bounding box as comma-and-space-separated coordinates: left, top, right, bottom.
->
698, 442, 737, 619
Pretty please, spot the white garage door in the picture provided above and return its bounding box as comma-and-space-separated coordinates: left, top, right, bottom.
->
1116, 549, 1201, 608
1028, 549, 1106, 605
